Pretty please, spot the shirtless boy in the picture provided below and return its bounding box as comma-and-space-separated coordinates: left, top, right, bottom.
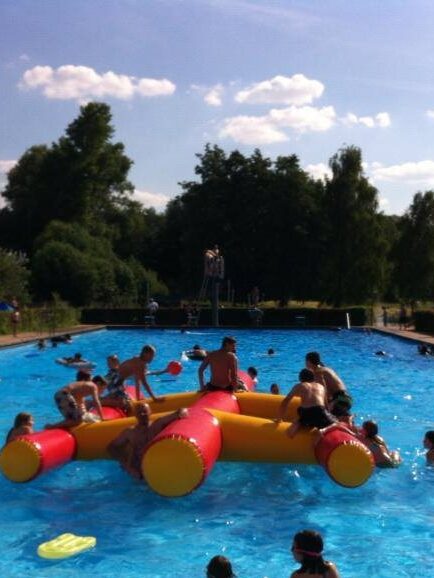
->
46, 375, 107, 429
305, 351, 352, 413
114, 345, 165, 403
276, 369, 337, 438
198, 336, 238, 391
108, 403, 189, 478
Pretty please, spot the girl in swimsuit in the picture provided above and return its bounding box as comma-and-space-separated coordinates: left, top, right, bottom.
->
290, 530, 340, 578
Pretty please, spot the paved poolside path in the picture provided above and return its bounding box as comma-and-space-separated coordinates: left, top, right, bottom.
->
0, 323, 433, 349
0, 325, 104, 348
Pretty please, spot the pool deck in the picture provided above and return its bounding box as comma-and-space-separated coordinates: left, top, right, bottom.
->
0, 325, 105, 349
0, 323, 433, 349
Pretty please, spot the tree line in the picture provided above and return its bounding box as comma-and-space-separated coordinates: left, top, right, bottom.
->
0, 102, 433, 307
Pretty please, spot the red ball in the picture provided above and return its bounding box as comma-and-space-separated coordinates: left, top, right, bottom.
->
167, 360, 182, 375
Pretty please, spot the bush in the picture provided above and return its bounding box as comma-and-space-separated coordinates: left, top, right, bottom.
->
0, 304, 80, 335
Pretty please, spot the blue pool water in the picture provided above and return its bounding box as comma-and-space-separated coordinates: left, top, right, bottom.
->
0, 328, 433, 577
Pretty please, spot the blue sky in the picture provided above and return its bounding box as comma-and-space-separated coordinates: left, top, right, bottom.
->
2, 0, 434, 215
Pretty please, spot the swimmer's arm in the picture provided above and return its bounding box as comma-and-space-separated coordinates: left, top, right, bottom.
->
198, 358, 209, 390
150, 408, 188, 438
90, 385, 104, 420
141, 374, 164, 402
107, 430, 131, 459
147, 364, 170, 376
276, 386, 297, 421
229, 354, 238, 388
327, 562, 340, 578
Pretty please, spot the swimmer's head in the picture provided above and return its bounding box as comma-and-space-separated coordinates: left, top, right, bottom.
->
222, 336, 236, 352
247, 366, 258, 378
193, 344, 201, 350
291, 529, 324, 564
424, 430, 434, 449
306, 351, 321, 367
92, 375, 108, 392
73, 353, 82, 360
299, 369, 315, 383
140, 344, 156, 361
206, 555, 235, 578
362, 420, 379, 438
135, 402, 152, 426
107, 354, 119, 369
13, 412, 33, 428
76, 370, 91, 381
270, 383, 280, 395
267, 348, 275, 355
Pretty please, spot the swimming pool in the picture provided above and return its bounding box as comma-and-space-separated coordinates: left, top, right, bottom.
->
0, 328, 432, 577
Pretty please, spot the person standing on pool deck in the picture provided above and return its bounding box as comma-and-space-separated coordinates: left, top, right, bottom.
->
305, 352, 352, 414
199, 336, 238, 391
276, 369, 337, 438
115, 345, 165, 403
290, 529, 340, 578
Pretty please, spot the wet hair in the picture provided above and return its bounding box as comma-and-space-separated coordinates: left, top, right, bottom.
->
76, 370, 91, 381
267, 348, 275, 355
292, 530, 329, 575
222, 336, 236, 347
13, 412, 32, 428
362, 420, 379, 438
299, 369, 315, 383
141, 345, 156, 356
306, 351, 321, 365
92, 375, 107, 387
73, 352, 82, 360
206, 555, 235, 578
270, 383, 280, 394
247, 366, 258, 377
193, 344, 201, 350
425, 431, 434, 444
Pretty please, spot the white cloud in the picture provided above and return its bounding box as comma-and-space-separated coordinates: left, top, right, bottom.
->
305, 163, 332, 181
426, 110, 434, 120
220, 103, 335, 144
133, 188, 170, 212
219, 115, 288, 145
235, 74, 324, 105
342, 111, 391, 128
204, 84, 224, 107
379, 197, 390, 209
269, 105, 336, 132
19, 53, 30, 62
371, 160, 434, 184
20, 65, 176, 101
0, 160, 17, 174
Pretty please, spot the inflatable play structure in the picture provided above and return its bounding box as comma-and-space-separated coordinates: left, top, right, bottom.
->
0, 371, 374, 496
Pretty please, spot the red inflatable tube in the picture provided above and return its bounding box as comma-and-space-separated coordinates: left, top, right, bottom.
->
315, 424, 375, 488
142, 371, 253, 496
0, 429, 77, 482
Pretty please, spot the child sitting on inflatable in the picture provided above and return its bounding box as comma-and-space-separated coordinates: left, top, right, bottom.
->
5, 412, 35, 444
276, 369, 337, 438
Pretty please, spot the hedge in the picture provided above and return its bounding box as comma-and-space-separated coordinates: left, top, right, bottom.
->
414, 310, 434, 334
81, 307, 367, 327
0, 306, 81, 335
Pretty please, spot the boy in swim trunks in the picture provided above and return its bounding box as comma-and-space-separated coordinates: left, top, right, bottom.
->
276, 369, 337, 438
305, 351, 353, 416
45, 375, 108, 429
199, 336, 238, 391
101, 354, 131, 412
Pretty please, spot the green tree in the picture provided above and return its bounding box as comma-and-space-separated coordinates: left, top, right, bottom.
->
320, 146, 388, 305
1, 103, 133, 251
0, 248, 30, 302
392, 191, 434, 299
